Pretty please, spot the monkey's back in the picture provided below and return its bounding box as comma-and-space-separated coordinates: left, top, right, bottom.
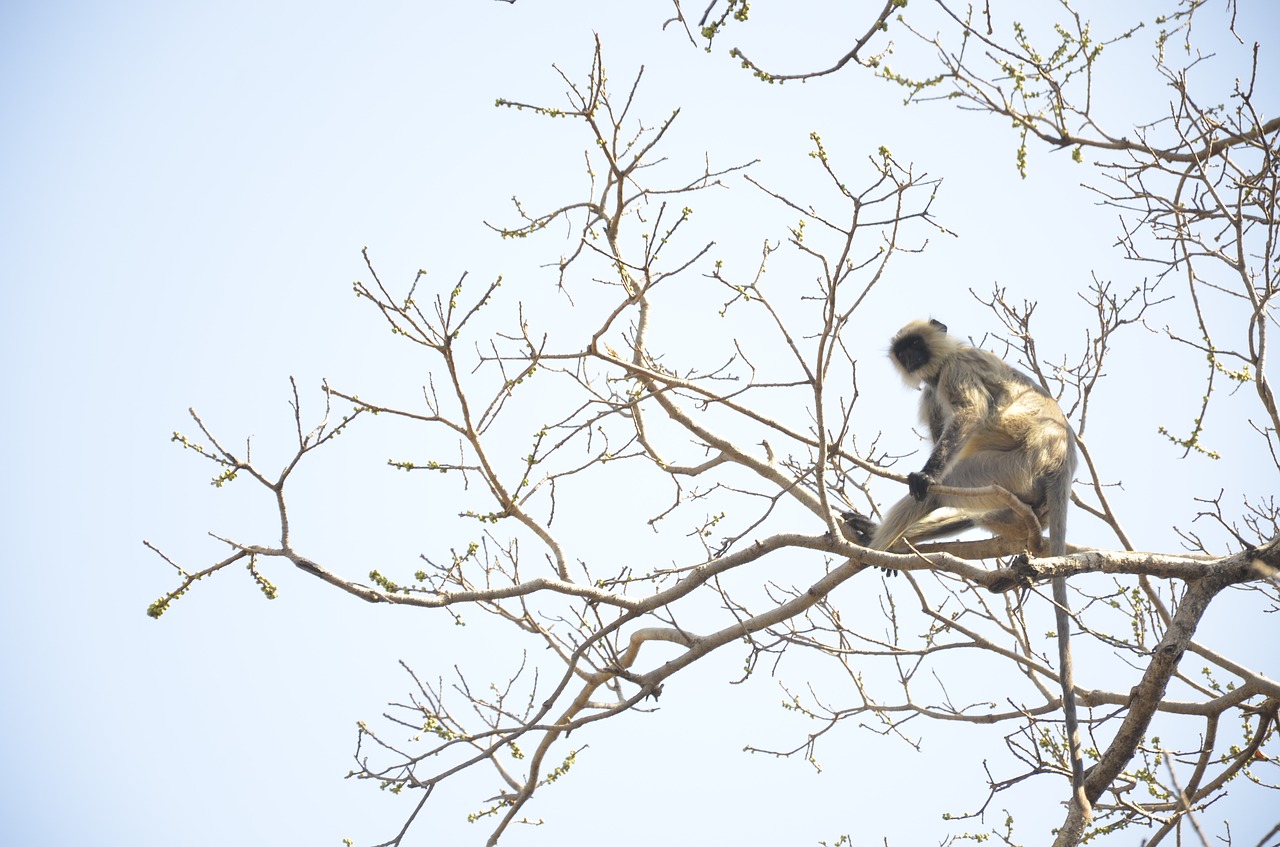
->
935, 346, 1072, 474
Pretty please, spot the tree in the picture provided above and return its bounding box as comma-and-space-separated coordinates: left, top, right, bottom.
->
148, 3, 1278, 845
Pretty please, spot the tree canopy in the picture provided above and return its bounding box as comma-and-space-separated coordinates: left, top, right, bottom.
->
147, 2, 1278, 845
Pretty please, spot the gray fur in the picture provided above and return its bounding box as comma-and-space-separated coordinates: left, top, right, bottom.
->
858, 318, 1089, 822
868, 320, 1076, 556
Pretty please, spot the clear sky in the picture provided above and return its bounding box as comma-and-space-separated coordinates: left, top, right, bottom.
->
1, 2, 1277, 845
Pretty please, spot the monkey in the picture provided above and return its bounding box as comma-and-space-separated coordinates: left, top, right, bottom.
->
850, 318, 1076, 554
845, 318, 1090, 822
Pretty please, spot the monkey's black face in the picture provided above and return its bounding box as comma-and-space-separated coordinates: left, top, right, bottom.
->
892, 333, 932, 375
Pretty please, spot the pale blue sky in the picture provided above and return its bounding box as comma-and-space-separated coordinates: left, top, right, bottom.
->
2, 2, 1277, 845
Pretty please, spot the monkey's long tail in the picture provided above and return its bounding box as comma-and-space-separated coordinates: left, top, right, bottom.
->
1051, 432, 1091, 828
1052, 574, 1090, 824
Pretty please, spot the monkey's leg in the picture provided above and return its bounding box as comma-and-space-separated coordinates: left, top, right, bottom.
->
869, 495, 940, 550
846, 504, 978, 550
843, 499, 964, 576
970, 508, 1047, 553
897, 508, 978, 543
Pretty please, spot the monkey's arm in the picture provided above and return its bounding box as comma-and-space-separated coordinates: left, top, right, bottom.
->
920, 385, 946, 441
911, 374, 988, 501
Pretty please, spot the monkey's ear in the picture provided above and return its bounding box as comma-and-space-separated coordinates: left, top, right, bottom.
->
929, 318, 948, 333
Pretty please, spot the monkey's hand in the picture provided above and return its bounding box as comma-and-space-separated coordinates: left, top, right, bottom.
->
907, 471, 935, 502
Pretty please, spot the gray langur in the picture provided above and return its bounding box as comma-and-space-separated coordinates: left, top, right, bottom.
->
844, 318, 1090, 822
845, 318, 1076, 554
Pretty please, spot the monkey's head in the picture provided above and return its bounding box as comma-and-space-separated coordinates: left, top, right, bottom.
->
889, 318, 959, 386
